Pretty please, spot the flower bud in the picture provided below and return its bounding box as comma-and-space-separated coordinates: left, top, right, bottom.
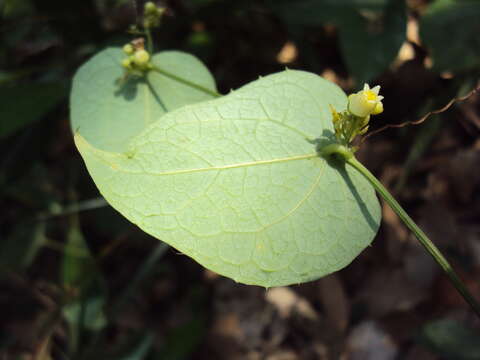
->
372, 101, 383, 115
157, 7, 165, 15
121, 58, 132, 69
348, 84, 384, 117
133, 49, 150, 66
144, 2, 157, 14
123, 44, 134, 55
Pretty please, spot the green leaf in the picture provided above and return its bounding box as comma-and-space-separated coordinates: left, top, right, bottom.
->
70, 47, 217, 152
159, 287, 207, 359
272, 0, 406, 84
61, 217, 94, 287
63, 292, 107, 331
419, 318, 480, 360
0, 82, 68, 138
338, 0, 406, 84
89, 332, 154, 360
62, 214, 107, 354
110, 241, 169, 316
2, 0, 34, 18
0, 221, 45, 270
272, 0, 388, 27
74, 70, 381, 287
420, 0, 480, 72
116, 333, 154, 360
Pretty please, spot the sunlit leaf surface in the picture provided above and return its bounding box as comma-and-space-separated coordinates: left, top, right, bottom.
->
73, 69, 380, 286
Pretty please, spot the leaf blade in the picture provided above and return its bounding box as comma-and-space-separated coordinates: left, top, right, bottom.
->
74, 70, 381, 287
70, 47, 217, 152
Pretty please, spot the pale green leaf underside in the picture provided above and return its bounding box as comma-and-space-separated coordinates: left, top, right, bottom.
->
70, 47, 217, 152
75, 70, 381, 287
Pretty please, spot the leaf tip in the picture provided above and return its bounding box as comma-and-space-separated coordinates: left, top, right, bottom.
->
73, 131, 88, 149
73, 132, 105, 159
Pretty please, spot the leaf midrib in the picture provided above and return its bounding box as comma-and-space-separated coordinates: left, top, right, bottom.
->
129, 152, 320, 176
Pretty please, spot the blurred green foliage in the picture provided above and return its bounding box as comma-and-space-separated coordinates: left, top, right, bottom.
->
421, 0, 480, 73
419, 318, 480, 360
272, 0, 406, 85
0, 82, 68, 138
1, 0, 479, 358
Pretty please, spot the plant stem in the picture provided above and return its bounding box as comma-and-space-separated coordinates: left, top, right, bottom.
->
109, 241, 169, 316
79, 241, 169, 360
346, 155, 480, 317
37, 197, 108, 221
150, 65, 221, 98
145, 27, 154, 53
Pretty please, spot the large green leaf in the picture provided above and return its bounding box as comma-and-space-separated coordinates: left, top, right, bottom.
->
74, 70, 381, 287
271, 0, 406, 84
338, 0, 406, 85
0, 82, 68, 138
271, 0, 388, 27
70, 47, 217, 152
419, 318, 480, 360
420, 0, 480, 72
62, 214, 107, 352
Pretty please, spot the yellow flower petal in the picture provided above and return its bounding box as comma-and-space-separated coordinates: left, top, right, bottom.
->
348, 84, 384, 117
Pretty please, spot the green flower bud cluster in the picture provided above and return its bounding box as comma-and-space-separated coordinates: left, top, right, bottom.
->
143, 2, 165, 29
121, 41, 152, 75
330, 83, 384, 148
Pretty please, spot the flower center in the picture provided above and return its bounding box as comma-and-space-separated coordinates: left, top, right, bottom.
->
365, 90, 377, 101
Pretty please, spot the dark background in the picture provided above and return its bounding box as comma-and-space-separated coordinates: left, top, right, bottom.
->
1, 0, 480, 359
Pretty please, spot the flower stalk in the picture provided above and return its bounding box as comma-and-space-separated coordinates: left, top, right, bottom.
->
346, 155, 480, 317
326, 84, 480, 317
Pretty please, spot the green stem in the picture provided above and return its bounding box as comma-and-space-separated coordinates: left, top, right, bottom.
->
345, 155, 480, 317
79, 241, 169, 360
321, 143, 353, 160
37, 197, 108, 221
145, 27, 154, 53
150, 65, 221, 98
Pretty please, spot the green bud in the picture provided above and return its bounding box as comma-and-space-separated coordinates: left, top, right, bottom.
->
371, 101, 383, 115
122, 44, 134, 55
144, 2, 157, 14
143, 18, 153, 29
133, 49, 150, 66
121, 58, 132, 69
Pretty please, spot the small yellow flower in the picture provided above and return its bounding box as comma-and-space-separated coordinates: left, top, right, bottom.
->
348, 84, 384, 117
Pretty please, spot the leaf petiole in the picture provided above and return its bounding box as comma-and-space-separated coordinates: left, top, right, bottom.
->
344, 155, 480, 317
320, 143, 354, 160
150, 65, 221, 98
145, 27, 154, 53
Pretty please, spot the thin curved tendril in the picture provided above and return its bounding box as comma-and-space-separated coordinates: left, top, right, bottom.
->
361, 83, 480, 143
